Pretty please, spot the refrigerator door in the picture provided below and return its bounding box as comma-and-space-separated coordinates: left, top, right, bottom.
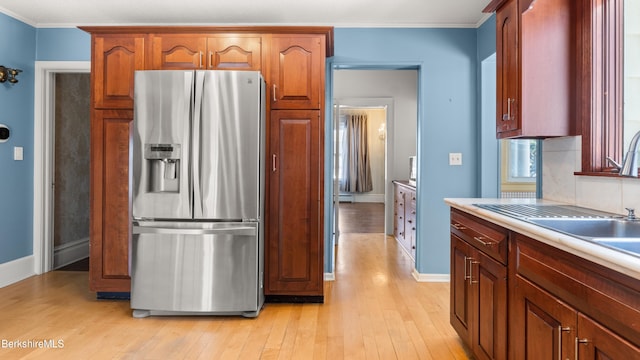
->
130, 221, 262, 316
132, 70, 194, 220
193, 71, 264, 220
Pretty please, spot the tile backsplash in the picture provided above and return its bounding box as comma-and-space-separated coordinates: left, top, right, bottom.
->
542, 136, 640, 215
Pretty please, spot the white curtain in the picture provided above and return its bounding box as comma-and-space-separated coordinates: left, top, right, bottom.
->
340, 114, 373, 193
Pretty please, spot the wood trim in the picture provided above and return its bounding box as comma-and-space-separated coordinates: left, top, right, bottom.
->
577, 0, 623, 173
483, 0, 509, 13
79, 26, 335, 57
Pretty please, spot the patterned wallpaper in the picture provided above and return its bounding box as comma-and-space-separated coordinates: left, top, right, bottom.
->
53, 73, 90, 247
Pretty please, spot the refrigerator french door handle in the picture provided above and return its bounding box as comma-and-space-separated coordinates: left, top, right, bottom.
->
133, 225, 256, 236
192, 71, 204, 218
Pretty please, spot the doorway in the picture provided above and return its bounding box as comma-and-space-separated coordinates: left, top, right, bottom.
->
333, 102, 389, 244
33, 61, 91, 274
331, 69, 419, 270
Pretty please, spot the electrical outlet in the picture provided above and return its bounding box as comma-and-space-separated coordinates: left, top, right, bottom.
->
449, 152, 462, 166
14, 146, 23, 161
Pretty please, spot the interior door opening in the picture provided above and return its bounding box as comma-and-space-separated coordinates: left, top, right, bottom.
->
33, 61, 91, 274
331, 68, 419, 273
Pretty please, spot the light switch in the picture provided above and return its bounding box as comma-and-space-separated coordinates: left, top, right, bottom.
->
449, 152, 462, 166
14, 146, 23, 161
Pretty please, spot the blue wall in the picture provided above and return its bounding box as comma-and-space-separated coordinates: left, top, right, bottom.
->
0, 13, 499, 278
0, 13, 36, 263
0, 17, 89, 264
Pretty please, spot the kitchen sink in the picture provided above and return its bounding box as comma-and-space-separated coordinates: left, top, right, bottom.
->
527, 218, 640, 257
591, 238, 640, 255
528, 218, 640, 239
473, 204, 640, 257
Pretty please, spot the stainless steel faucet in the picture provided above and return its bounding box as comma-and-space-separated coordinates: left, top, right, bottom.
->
620, 130, 640, 177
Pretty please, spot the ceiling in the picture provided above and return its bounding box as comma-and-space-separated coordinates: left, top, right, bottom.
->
0, 0, 491, 28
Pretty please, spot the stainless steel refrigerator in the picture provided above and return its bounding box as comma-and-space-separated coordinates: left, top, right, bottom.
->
130, 70, 265, 318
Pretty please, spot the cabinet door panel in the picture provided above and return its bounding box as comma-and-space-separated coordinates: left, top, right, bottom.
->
207, 35, 261, 70
577, 314, 640, 360
451, 234, 472, 343
151, 35, 206, 69
474, 251, 507, 360
270, 36, 324, 109
512, 275, 576, 360
496, 0, 519, 136
90, 110, 133, 292
93, 35, 145, 109
267, 110, 323, 295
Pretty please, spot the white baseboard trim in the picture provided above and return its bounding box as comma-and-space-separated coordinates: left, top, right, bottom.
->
324, 272, 335, 281
339, 193, 384, 203
53, 237, 89, 269
412, 269, 450, 283
0, 256, 35, 288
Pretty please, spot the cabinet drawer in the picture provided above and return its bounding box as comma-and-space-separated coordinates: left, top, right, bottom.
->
450, 208, 508, 264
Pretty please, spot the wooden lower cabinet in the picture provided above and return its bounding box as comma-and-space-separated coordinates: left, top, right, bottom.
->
451, 234, 507, 360
512, 233, 640, 359
450, 207, 640, 359
266, 109, 323, 298
577, 313, 640, 359
512, 275, 577, 359
89, 109, 133, 292
512, 275, 640, 359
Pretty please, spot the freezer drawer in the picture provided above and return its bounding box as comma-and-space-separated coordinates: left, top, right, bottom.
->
130, 222, 263, 317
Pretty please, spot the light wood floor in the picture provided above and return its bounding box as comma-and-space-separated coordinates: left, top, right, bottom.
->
0, 220, 469, 359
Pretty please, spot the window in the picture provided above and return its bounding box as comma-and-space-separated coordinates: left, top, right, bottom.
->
501, 139, 537, 197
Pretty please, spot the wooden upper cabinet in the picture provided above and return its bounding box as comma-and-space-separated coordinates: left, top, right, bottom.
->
488, 0, 575, 139
93, 34, 145, 109
207, 35, 261, 70
269, 35, 324, 110
496, 0, 519, 136
151, 35, 207, 69
151, 34, 261, 70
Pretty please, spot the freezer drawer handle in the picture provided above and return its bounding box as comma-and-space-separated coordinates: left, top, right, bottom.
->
133, 226, 256, 236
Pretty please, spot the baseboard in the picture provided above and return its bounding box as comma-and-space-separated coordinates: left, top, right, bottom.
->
53, 237, 89, 269
339, 193, 384, 203
411, 269, 450, 283
0, 255, 35, 288
324, 272, 335, 281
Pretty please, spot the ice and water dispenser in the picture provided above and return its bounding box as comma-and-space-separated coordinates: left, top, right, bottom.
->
145, 144, 181, 193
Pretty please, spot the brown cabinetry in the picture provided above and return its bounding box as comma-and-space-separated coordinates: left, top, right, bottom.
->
92, 34, 146, 109
486, 0, 575, 138
393, 181, 416, 259
150, 34, 262, 70
264, 33, 326, 299
89, 32, 146, 292
512, 232, 640, 358
266, 110, 323, 297
82, 26, 332, 296
450, 209, 508, 360
450, 206, 640, 358
269, 35, 323, 110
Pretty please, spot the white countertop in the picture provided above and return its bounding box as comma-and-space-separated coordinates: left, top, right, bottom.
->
445, 198, 640, 281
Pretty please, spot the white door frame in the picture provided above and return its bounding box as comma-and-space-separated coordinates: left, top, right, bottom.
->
33, 61, 91, 274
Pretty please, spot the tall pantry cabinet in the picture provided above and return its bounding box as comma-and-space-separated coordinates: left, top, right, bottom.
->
82, 27, 332, 300
88, 33, 146, 292
266, 34, 325, 298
